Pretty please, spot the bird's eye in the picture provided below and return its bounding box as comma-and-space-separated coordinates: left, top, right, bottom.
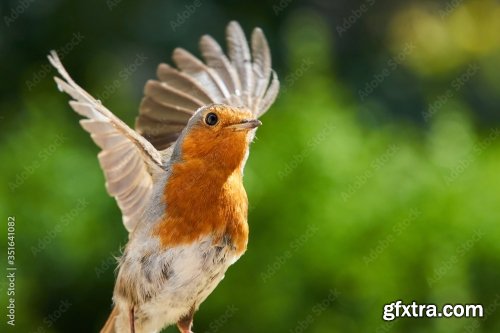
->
205, 112, 218, 126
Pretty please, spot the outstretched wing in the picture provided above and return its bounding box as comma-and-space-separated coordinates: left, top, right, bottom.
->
136, 21, 280, 150
48, 51, 164, 233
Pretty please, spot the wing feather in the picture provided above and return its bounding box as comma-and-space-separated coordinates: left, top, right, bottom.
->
172, 48, 230, 102
156, 63, 214, 103
49, 51, 164, 233
226, 21, 254, 108
258, 71, 280, 117
143, 80, 205, 111
251, 28, 272, 110
136, 21, 280, 150
199, 35, 243, 105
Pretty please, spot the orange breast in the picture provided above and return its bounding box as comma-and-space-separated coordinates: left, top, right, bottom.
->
153, 159, 249, 254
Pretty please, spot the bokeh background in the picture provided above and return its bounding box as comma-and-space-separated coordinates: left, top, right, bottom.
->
1, 0, 500, 332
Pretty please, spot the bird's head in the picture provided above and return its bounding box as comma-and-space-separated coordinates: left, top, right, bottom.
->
172, 104, 261, 172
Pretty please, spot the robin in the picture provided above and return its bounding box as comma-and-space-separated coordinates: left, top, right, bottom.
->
48, 21, 279, 333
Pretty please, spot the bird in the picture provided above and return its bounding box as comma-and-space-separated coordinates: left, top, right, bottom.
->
48, 21, 279, 333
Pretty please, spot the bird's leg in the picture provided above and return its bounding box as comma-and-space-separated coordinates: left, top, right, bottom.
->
177, 305, 195, 333
129, 306, 136, 333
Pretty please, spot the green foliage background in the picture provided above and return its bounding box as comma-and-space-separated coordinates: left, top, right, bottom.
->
1, 0, 500, 332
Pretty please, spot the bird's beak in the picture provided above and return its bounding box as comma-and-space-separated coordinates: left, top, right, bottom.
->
227, 119, 262, 131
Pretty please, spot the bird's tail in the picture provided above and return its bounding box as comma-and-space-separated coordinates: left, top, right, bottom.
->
100, 306, 119, 333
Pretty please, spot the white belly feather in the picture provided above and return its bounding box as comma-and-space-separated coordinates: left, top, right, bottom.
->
113, 235, 241, 333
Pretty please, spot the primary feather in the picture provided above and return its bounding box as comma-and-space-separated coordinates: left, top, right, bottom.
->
49, 52, 164, 233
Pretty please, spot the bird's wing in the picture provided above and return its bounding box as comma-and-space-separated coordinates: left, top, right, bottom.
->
136, 21, 280, 150
48, 51, 164, 233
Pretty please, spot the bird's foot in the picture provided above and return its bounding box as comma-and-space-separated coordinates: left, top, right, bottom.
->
177, 305, 195, 333
129, 306, 136, 333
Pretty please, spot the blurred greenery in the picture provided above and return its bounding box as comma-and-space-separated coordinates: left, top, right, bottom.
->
1, 0, 500, 332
